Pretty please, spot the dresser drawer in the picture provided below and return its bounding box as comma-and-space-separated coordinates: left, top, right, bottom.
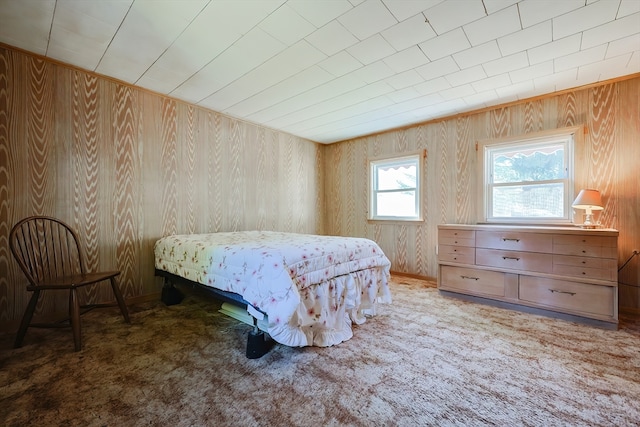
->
552, 264, 616, 281
519, 276, 615, 318
476, 248, 552, 273
440, 265, 505, 297
552, 255, 617, 281
438, 245, 475, 264
476, 231, 552, 252
439, 229, 475, 247
553, 235, 617, 258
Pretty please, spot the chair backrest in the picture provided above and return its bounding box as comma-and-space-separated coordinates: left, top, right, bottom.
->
9, 216, 86, 287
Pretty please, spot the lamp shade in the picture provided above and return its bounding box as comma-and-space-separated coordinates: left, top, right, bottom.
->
572, 189, 603, 210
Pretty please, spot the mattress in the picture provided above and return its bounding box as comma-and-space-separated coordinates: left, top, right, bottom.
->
154, 231, 392, 347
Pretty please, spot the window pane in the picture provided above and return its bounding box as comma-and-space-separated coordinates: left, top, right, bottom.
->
492, 144, 565, 184
492, 183, 565, 218
377, 164, 416, 191
376, 191, 417, 217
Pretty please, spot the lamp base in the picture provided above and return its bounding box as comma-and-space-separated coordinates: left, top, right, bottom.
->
580, 213, 599, 229
579, 224, 598, 229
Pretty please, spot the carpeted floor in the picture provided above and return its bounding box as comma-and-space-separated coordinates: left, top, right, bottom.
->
1, 276, 639, 426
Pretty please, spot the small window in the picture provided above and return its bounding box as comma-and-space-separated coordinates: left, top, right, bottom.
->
479, 128, 578, 224
369, 152, 423, 221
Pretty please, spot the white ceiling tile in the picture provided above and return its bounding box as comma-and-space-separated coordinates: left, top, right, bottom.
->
423, 0, 486, 35
383, 45, 429, 73
414, 76, 451, 95
554, 44, 607, 72
582, 12, 640, 49
337, 0, 397, 40
385, 69, 424, 90
483, 0, 519, 14
387, 86, 422, 103
172, 27, 286, 102
498, 21, 552, 56
96, 0, 206, 83
136, 0, 280, 93
306, 20, 359, 55
346, 34, 395, 65
517, 0, 584, 28
170, 70, 226, 104
496, 80, 535, 98
445, 65, 486, 86
412, 98, 466, 118
527, 34, 581, 65
482, 51, 529, 76
225, 66, 335, 117
269, 80, 394, 128
619, 0, 640, 17
382, 0, 443, 21
533, 68, 576, 92
381, 13, 437, 51
319, 50, 362, 76
258, 4, 315, 45
553, 0, 619, 40
471, 73, 511, 92
202, 40, 327, 111
509, 61, 554, 83
286, 95, 394, 133
606, 33, 640, 58
249, 74, 367, 123
463, 5, 521, 46
578, 52, 634, 82
349, 60, 396, 83
624, 50, 640, 73
288, 0, 353, 27
0, 0, 56, 55
463, 88, 500, 108
48, 1, 131, 70
453, 41, 501, 69
415, 55, 460, 80
419, 28, 470, 61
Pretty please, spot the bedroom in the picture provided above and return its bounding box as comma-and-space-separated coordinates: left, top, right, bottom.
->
1, 0, 639, 425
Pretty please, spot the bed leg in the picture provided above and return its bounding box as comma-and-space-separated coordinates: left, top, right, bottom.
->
246, 317, 273, 359
161, 279, 184, 306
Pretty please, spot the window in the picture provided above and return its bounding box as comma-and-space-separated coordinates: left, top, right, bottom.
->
369, 152, 423, 221
478, 128, 579, 224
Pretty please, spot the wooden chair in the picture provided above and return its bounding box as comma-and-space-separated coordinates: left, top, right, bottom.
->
9, 216, 130, 351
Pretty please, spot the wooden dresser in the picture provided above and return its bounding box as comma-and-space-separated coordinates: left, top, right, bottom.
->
437, 224, 619, 328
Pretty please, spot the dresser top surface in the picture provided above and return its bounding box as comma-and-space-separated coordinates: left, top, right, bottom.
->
438, 224, 618, 236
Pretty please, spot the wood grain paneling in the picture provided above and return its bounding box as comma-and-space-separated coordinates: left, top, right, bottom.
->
0, 46, 324, 325
0, 49, 10, 321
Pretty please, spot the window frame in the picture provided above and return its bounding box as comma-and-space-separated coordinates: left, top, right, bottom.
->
477, 126, 582, 225
368, 151, 424, 222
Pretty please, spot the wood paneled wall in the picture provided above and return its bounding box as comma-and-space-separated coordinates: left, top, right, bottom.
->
325, 76, 640, 312
0, 47, 325, 323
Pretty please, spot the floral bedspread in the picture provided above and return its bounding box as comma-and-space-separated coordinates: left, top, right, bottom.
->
154, 231, 392, 347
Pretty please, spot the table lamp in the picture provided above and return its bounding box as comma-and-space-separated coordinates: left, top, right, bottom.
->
572, 189, 603, 229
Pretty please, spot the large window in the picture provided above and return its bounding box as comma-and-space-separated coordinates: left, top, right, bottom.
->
369, 152, 423, 221
479, 128, 579, 224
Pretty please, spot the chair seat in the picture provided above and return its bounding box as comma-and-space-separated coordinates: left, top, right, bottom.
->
28, 271, 121, 290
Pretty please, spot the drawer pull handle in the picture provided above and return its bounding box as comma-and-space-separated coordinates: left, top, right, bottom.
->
549, 289, 576, 296
460, 275, 479, 281
502, 256, 520, 261
502, 238, 520, 242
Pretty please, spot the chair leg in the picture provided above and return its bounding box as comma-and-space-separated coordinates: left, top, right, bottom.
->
14, 290, 40, 348
69, 288, 82, 352
110, 277, 130, 323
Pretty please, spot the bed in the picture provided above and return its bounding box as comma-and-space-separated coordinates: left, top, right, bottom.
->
154, 231, 392, 356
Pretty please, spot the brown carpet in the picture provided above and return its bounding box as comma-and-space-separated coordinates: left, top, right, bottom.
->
1, 276, 639, 426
